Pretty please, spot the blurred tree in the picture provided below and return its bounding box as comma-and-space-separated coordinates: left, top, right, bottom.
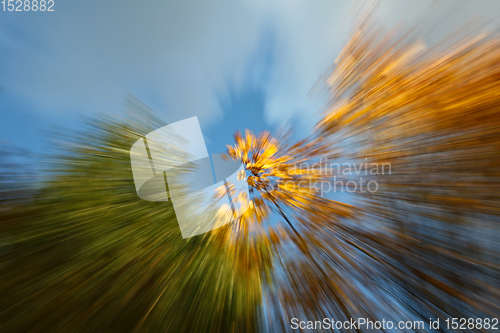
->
0, 96, 271, 332
315, 18, 500, 327
222, 19, 500, 331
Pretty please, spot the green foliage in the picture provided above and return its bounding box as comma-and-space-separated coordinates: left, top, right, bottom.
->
0, 98, 266, 332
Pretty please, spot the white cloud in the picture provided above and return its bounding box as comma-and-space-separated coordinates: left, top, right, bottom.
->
1, 1, 267, 126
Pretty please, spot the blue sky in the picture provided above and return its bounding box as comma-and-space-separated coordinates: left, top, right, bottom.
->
1, 0, 499, 158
